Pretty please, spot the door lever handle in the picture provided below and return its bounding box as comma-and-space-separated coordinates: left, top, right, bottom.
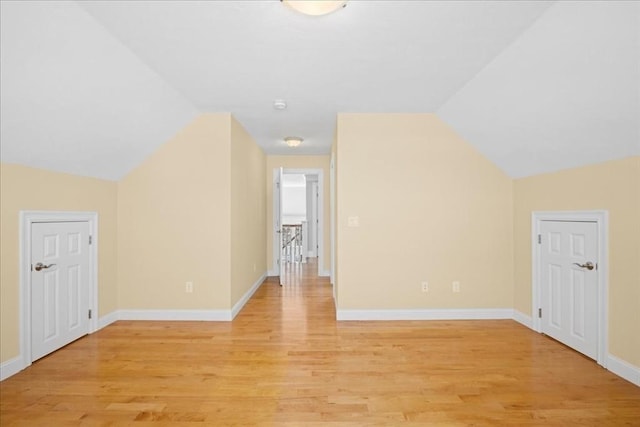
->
573, 261, 594, 271
34, 262, 56, 271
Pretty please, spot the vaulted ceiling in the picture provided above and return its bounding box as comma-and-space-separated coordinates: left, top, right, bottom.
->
1, 1, 638, 180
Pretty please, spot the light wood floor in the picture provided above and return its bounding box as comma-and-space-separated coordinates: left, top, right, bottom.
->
2, 259, 639, 426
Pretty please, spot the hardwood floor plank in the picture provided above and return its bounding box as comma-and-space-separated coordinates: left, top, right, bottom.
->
1, 259, 639, 425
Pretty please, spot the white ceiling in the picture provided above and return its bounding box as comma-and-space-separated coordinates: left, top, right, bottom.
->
0, 1, 199, 180
439, 1, 640, 178
1, 1, 638, 181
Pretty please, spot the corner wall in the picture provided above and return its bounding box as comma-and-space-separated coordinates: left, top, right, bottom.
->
514, 157, 640, 367
117, 114, 232, 311
230, 117, 267, 307
0, 163, 117, 363
335, 114, 514, 311
265, 155, 331, 275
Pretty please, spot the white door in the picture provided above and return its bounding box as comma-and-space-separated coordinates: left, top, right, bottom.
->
31, 221, 90, 361
540, 220, 598, 359
276, 168, 284, 286
310, 181, 318, 258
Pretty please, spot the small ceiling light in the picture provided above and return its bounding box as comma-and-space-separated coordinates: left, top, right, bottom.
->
285, 136, 303, 147
273, 99, 287, 110
281, 0, 347, 16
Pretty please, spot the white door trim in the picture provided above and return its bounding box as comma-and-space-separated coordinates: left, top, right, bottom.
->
272, 168, 282, 277
308, 181, 318, 258
330, 153, 336, 292
531, 210, 608, 367
19, 211, 99, 370
271, 168, 325, 276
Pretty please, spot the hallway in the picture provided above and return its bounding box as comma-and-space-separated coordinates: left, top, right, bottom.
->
278, 256, 325, 287
1, 262, 639, 425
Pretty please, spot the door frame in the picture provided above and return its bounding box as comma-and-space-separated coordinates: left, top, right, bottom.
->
19, 211, 99, 369
272, 168, 324, 276
330, 153, 336, 296
531, 210, 608, 367
308, 180, 319, 258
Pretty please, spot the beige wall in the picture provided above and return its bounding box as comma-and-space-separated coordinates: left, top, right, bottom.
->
4, 109, 636, 375
0, 163, 117, 363
117, 114, 232, 310
230, 117, 267, 306
265, 155, 331, 274
514, 157, 640, 366
335, 114, 514, 310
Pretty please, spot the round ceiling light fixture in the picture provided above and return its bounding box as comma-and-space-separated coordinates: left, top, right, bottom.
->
284, 136, 303, 147
273, 99, 287, 110
281, 0, 347, 16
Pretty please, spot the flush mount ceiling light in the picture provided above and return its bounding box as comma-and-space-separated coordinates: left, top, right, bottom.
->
281, 0, 347, 16
273, 99, 287, 110
284, 136, 303, 147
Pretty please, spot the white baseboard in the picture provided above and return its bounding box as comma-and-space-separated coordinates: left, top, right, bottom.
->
267, 270, 277, 277
607, 354, 640, 387
114, 274, 268, 323
98, 310, 119, 330
231, 273, 266, 319
512, 310, 533, 329
0, 356, 23, 381
336, 308, 514, 321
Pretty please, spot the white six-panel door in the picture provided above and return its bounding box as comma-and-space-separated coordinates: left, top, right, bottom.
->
31, 221, 90, 361
540, 220, 598, 359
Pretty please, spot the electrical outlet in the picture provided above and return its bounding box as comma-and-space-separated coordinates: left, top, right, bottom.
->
253, 263, 256, 272
452, 281, 460, 293
421, 281, 429, 293
186, 281, 193, 293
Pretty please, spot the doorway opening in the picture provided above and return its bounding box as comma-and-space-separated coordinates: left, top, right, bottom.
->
272, 168, 325, 284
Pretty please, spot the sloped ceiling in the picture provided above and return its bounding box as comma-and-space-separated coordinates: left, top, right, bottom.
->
0, 1, 199, 180
438, 1, 640, 178
1, 1, 638, 181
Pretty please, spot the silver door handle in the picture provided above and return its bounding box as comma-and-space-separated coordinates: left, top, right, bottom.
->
34, 262, 56, 271
573, 261, 594, 271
